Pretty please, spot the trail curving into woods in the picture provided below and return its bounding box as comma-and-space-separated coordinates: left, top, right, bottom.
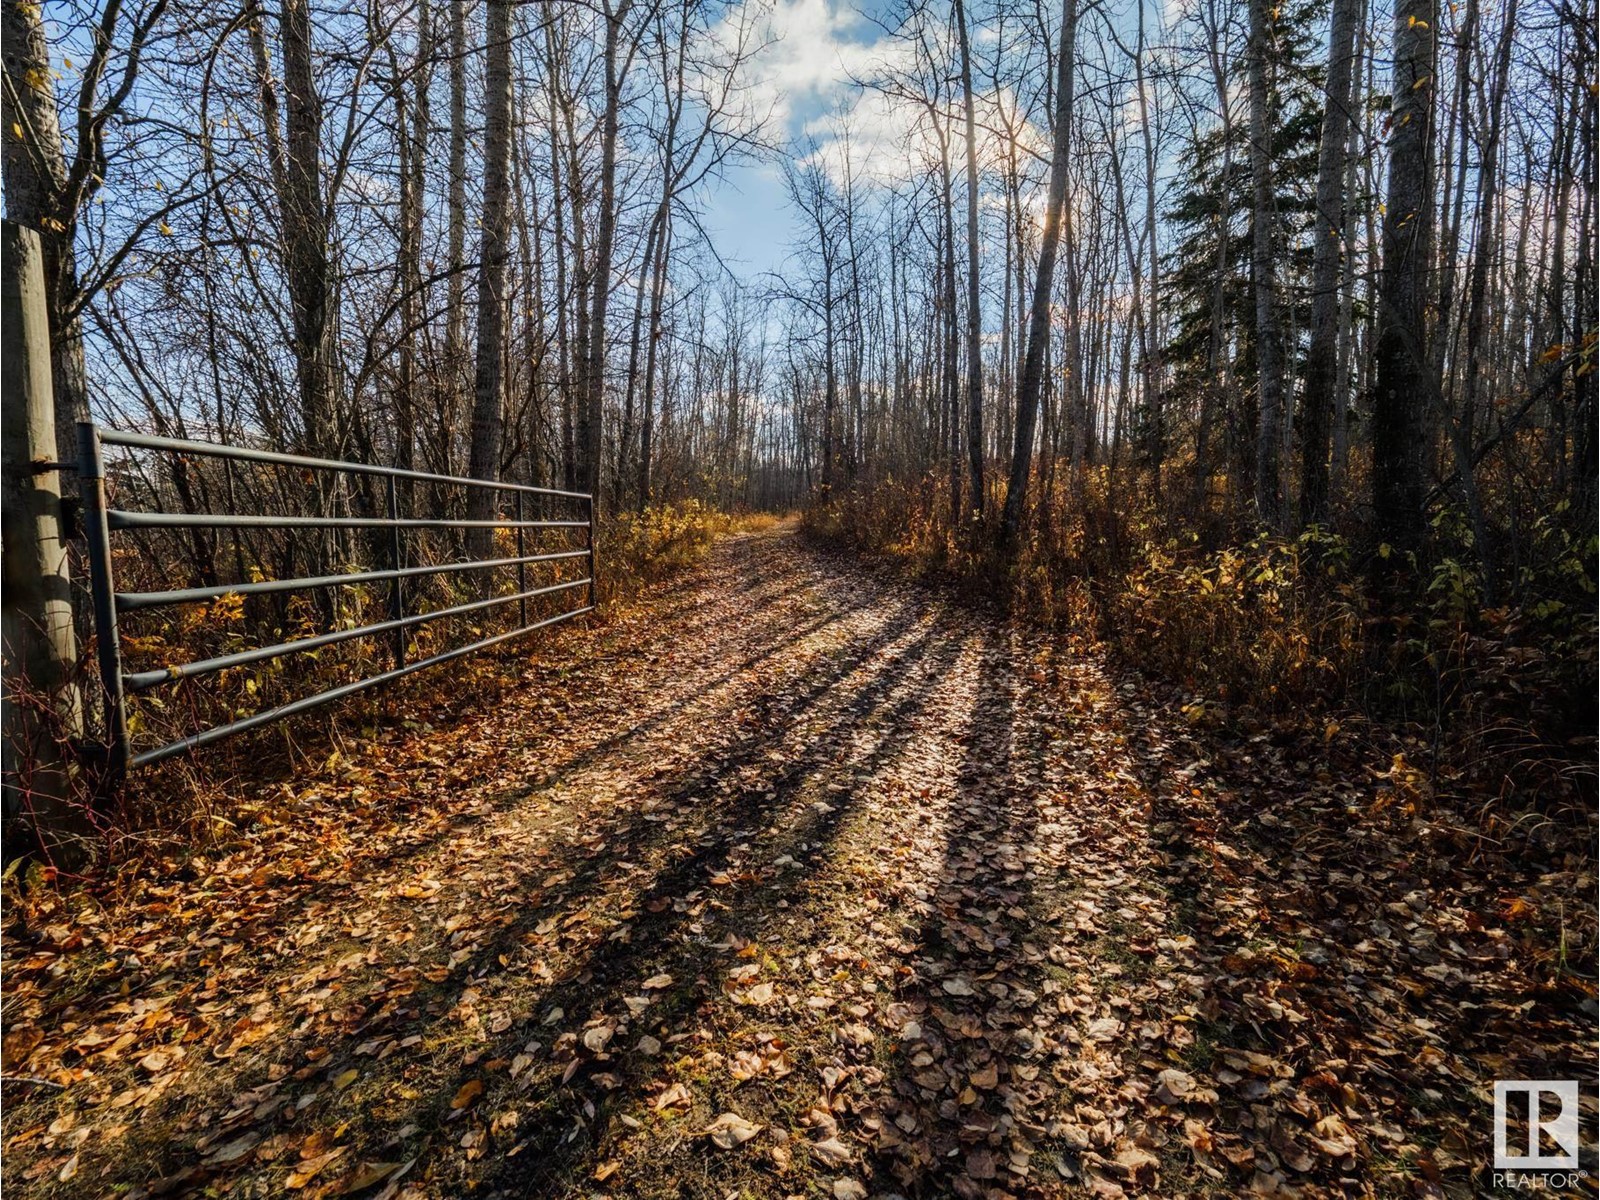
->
2, 525, 1589, 1199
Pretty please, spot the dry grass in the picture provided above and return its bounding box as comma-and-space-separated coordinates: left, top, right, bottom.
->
805, 468, 1597, 825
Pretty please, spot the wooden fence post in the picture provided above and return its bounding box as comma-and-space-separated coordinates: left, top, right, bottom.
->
2, 220, 88, 857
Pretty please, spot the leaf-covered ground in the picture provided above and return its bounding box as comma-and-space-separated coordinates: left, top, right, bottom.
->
3, 524, 1594, 1199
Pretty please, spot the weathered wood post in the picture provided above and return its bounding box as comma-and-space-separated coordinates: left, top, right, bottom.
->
2, 220, 87, 855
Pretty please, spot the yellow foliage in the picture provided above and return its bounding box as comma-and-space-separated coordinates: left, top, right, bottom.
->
599, 500, 737, 603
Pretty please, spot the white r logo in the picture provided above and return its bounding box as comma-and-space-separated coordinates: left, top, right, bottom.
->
1494, 1080, 1581, 1170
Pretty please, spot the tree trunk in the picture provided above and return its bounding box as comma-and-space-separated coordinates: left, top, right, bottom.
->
1298, 0, 1359, 528
1195, 7, 1235, 511
822, 272, 837, 492
616, 211, 661, 510
465, 0, 513, 554
999, 0, 1077, 549
1459, 0, 1518, 468
1, 221, 85, 852
393, 0, 430, 481
543, 33, 577, 491
579, 0, 634, 504
273, 0, 336, 458
3, 0, 91, 462
1135, 1, 1163, 496
1331, 0, 1366, 492
953, 0, 985, 520
638, 212, 670, 510
1371, 0, 1438, 558
938, 124, 962, 530
1248, 0, 1285, 530
446, 0, 469, 470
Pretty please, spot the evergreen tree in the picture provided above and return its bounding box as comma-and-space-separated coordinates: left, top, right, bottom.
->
1159, 0, 1328, 499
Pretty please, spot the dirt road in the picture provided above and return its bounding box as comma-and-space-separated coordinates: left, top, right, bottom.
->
3, 525, 1587, 1199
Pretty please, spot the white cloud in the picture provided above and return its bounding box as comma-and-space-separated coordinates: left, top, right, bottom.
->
800, 90, 931, 187
730, 0, 1051, 193
731, 0, 889, 128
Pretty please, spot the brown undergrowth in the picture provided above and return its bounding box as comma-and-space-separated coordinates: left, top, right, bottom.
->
803, 471, 1596, 842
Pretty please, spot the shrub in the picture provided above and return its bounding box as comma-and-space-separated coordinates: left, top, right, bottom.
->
804, 468, 1596, 825
599, 500, 736, 602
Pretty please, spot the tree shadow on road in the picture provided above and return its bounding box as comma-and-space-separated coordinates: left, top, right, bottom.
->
135, 541, 861, 972
459, 606, 976, 1195
110, 569, 979, 1197
858, 623, 1073, 1199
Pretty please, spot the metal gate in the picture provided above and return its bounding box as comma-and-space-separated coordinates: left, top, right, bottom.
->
77, 423, 596, 775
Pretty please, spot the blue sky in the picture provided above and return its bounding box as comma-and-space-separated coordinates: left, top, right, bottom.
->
694, 0, 909, 284
702, 160, 793, 282
697, 0, 1186, 308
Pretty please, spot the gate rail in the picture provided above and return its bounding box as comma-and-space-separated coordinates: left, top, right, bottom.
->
78, 423, 597, 775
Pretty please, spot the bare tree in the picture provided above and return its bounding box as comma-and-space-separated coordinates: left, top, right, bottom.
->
3, 0, 173, 458
999, 0, 1077, 547
446, 0, 470, 454
1298, 0, 1360, 528
277, 0, 336, 455
1247, 0, 1285, 529
1371, 0, 1438, 558
576, 0, 638, 503
465, 0, 512, 551
953, 0, 984, 520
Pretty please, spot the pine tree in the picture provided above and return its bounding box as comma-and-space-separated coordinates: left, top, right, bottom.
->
1160, 0, 1328, 506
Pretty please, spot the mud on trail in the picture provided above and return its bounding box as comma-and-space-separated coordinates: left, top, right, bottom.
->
2, 524, 1590, 1199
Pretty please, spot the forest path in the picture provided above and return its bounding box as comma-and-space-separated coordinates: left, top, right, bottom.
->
2, 525, 1583, 1199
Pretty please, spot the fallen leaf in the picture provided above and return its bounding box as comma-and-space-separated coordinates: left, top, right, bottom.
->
1113, 1143, 1159, 1181
333, 1160, 401, 1194
1154, 1067, 1196, 1104
1087, 1016, 1122, 1042
203, 1132, 261, 1167
652, 1082, 692, 1111
3, 1028, 43, 1070
703, 1112, 763, 1149
1085, 1166, 1127, 1198
285, 1148, 346, 1188
811, 1136, 853, 1167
